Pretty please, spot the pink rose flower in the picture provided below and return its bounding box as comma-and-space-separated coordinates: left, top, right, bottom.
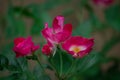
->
42, 15, 72, 45
93, 0, 114, 6
13, 37, 40, 57
62, 36, 94, 58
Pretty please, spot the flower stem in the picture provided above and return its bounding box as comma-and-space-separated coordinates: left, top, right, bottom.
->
35, 55, 46, 74
15, 58, 23, 72
49, 57, 60, 79
59, 50, 63, 77
53, 46, 57, 56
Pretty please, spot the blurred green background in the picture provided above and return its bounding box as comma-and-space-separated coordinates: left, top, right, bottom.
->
0, 0, 120, 80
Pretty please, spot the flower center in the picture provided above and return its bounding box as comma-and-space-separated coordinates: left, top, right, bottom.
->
69, 46, 81, 54
69, 45, 86, 54
73, 47, 81, 53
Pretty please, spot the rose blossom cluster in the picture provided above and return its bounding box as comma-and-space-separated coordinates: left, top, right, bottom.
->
41, 16, 94, 58
13, 16, 94, 58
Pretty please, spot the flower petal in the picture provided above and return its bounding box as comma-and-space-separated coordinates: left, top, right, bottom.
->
14, 37, 25, 45
62, 36, 94, 58
84, 38, 94, 48
41, 24, 54, 43
52, 15, 64, 33
62, 36, 83, 50
77, 48, 92, 58
54, 24, 72, 43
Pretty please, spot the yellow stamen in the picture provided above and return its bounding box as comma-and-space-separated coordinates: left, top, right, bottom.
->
69, 46, 81, 54
73, 47, 81, 53
69, 45, 86, 54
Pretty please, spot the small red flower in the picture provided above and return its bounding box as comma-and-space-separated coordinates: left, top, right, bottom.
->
93, 0, 114, 6
42, 44, 52, 56
62, 36, 94, 58
42, 41, 53, 55
13, 37, 40, 57
42, 16, 72, 45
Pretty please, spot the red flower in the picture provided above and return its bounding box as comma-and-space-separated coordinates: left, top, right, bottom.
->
93, 0, 113, 6
42, 41, 53, 55
62, 36, 94, 58
13, 37, 40, 57
42, 16, 72, 45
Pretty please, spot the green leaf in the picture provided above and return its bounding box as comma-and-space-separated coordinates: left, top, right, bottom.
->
76, 52, 100, 73
105, 4, 120, 31
44, 64, 53, 71
0, 54, 9, 70
33, 65, 51, 80
49, 48, 73, 77
61, 51, 73, 74
0, 72, 28, 80
0, 75, 15, 80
